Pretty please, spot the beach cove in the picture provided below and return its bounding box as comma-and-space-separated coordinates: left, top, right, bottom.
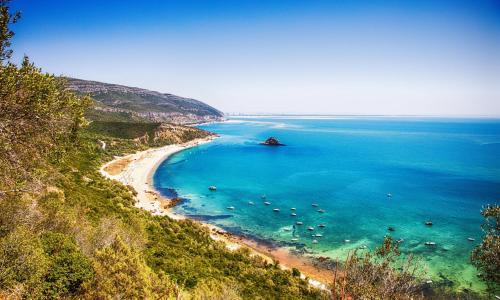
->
154, 116, 500, 293
99, 135, 333, 289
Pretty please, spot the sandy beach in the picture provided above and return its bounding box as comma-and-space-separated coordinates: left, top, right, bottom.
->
100, 136, 333, 290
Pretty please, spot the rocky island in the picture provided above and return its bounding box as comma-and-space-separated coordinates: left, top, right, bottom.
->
260, 137, 285, 146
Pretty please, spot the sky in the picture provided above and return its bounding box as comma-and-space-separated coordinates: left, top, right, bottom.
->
9, 0, 500, 115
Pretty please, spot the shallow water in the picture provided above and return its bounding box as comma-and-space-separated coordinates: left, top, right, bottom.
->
154, 116, 500, 292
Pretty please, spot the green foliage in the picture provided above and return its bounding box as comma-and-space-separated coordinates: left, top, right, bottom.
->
0, 0, 20, 62
0, 226, 48, 297
0, 57, 91, 191
83, 236, 178, 299
471, 204, 500, 294
41, 232, 93, 298
331, 236, 424, 299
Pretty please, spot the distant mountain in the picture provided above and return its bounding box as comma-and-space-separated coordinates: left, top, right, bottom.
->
66, 78, 224, 124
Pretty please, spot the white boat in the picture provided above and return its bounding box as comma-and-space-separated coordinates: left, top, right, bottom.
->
291, 238, 299, 242
290, 213, 297, 216
424, 241, 436, 246
226, 206, 235, 210
317, 209, 325, 213
208, 186, 217, 191
248, 201, 255, 205
290, 207, 296, 211
425, 221, 433, 226
315, 234, 323, 237
264, 201, 271, 205
273, 208, 280, 212
307, 226, 314, 231
311, 203, 319, 207
318, 224, 326, 228
467, 237, 475, 241
344, 239, 350, 243
358, 245, 367, 249
296, 221, 303, 225
387, 193, 392, 198
312, 240, 318, 244
283, 228, 292, 232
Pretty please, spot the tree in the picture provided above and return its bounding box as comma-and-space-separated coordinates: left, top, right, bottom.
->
331, 236, 424, 299
83, 236, 178, 299
0, 0, 20, 63
471, 204, 500, 294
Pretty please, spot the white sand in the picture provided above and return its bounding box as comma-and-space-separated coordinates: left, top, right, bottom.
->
100, 136, 216, 219
99, 135, 330, 291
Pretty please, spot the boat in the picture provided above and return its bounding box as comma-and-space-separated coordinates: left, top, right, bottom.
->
388, 226, 395, 232
317, 209, 325, 213
396, 238, 404, 243
358, 245, 367, 249
318, 224, 326, 228
424, 241, 436, 246
311, 203, 319, 207
273, 208, 280, 212
283, 228, 292, 232
344, 239, 350, 243
387, 193, 392, 198
226, 206, 235, 210
291, 238, 299, 242
307, 226, 314, 231
290, 213, 297, 216
296, 221, 303, 225
264, 201, 271, 205
312, 240, 318, 244
208, 186, 217, 191
248, 201, 255, 205
467, 237, 475, 241
425, 221, 433, 226
315, 234, 323, 237
290, 207, 296, 211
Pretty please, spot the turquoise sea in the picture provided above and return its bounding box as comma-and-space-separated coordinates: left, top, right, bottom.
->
154, 116, 500, 292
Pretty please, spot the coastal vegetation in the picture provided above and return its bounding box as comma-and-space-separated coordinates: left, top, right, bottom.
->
1, 1, 498, 299
0, 2, 325, 298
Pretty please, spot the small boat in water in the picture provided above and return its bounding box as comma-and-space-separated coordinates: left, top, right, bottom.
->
318, 224, 326, 228
307, 226, 314, 231
424, 241, 436, 246
317, 209, 325, 213
344, 239, 351, 243
467, 237, 475, 241
248, 201, 255, 205
388, 226, 395, 232
273, 208, 280, 212
208, 186, 217, 191
387, 193, 393, 198
290, 213, 297, 216
296, 221, 303, 225
311, 203, 319, 207
226, 206, 235, 210
312, 239, 318, 244
291, 238, 299, 242
358, 245, 367, 249
264, 201, 271, 205
315, 234, 323, 238
290, 207, 296, 211
396, 238, 404, 243
425, 221, 433, 226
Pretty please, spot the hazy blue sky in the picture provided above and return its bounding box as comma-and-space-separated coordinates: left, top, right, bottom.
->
10, 0, 500, 115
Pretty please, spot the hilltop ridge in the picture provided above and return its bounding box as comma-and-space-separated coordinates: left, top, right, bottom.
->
67, 77, 224, 124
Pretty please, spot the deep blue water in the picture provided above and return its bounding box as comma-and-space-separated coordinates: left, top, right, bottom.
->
154, 117, 500, 291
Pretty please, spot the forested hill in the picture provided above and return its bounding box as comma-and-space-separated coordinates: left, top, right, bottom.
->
67, 77, 224, 124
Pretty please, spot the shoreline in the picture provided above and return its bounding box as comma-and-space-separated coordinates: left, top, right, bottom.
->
99, 136, 333, 289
